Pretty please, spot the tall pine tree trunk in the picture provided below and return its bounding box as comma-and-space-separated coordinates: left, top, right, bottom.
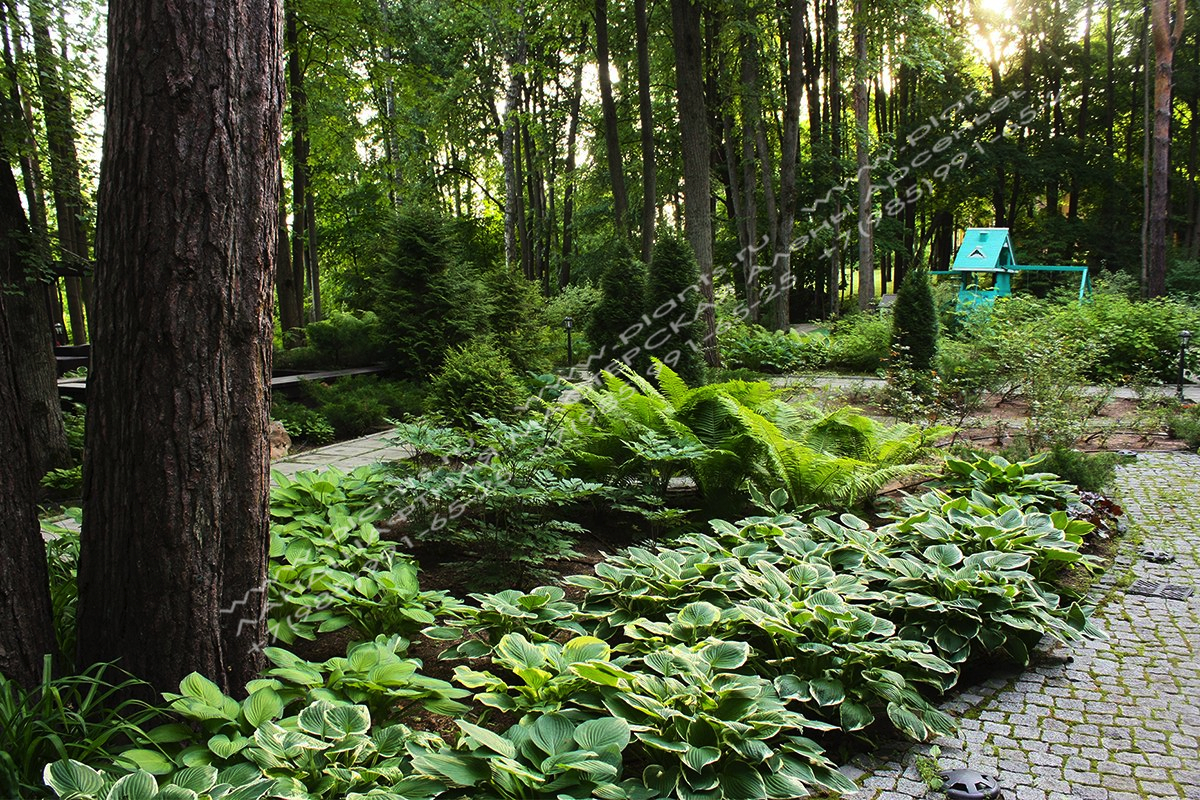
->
854, 0, 872, 310
559, 38, 585, 288
1147, 0, 1186, 297
0, 5, 68, 476
634, 0, 656, 261
502, 4, 528, 271
78, 0, 282, 695
771, 0, 804, 330
595, 0, 628, 238
30, 3, 91, 343
671, 0, 719, 366
0, 158, 56, 688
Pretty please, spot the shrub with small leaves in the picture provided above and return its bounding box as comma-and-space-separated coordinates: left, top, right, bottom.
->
425, 339, 531, 429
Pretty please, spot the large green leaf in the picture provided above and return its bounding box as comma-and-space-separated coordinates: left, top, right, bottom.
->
529, 713, 576, 755
168, 767, 218, 794
839, 701, 874, 732
457, 720, 517, 759
682, 746, 720, 774
885, 702, 928, 740
574, 717, 631, 753
718, 761, 767, 800
44, 760, 106, 800
496, 634, 547, 671
107, 770, 159, 800
241, 688, 284, 728
699, 641, 749, 671
676, 602, 721, 629
808, 678, 845, 707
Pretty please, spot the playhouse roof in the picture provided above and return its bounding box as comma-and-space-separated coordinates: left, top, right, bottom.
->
951, 227, 1016, 272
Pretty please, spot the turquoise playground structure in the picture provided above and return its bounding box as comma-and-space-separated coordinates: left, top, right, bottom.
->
931, 227, 1091, 314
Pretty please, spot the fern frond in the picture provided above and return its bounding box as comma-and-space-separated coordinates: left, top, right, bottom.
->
652, 358, 692, 409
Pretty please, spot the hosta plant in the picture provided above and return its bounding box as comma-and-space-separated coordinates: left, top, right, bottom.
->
427, 585, 585, 659
596, 642, 856, 800
934, 454, 1078, 512
267, 509, 462, 644
866, 544, 1104, 667
44, 761, 274, 800
567, 546, 739, 639
732, 580, 957, 741
259, 637, 470, 724
884, 494, 1099, 583
412, 714, 647, 800
452, 634, 626, 721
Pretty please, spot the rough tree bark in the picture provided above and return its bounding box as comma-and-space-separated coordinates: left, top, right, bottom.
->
502, 3, 528, 271
77, 0, 282, 695
772, 0, 804, 331
634, 0, 656, 261
0, 158, 56, 688
854, 0, 873, 311
30, 2, 91, 343
1146, 0, 1186, 297
595, 0, 628, 238
0, 8, 68, 478
671, 0, 719, 367
286, 7, 317, 323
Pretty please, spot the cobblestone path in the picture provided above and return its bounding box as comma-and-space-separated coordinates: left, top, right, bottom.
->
845, 451, 1200, 800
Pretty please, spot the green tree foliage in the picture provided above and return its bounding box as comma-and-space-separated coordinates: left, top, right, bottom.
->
484, 266, 551, 374
647, 232, 703, 386
426, 338, 529, 428
347, 210, 483, 379
891, 268, 939, 373
588, 241, 649, 372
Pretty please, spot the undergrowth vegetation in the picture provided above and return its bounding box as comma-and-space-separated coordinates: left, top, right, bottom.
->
24, 446, 1118, 800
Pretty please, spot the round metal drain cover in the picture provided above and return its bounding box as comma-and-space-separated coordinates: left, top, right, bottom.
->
939, 768, 1003, 799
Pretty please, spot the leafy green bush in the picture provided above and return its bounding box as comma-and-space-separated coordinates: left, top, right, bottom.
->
2, 659, 167, 799
270, 396, 335, 444
1009, 447, 1121, 493
825, 311, 892, 372
959, 293, 1200, 385
430, 586, 585, 659
891, 268, 939, 374
386, 416, 601, 587
276, 310, 385, 369
1166, 257, 1200, 298
646, 232, 704, 385
302, 375, 423, 438
1167, 403, 1200, 449
720, 324, 831, 374
40, 466, 82, 497
483, 267, 552, 374
543, 280, 602, 366
563, 361, 948, 514
425, 339, 531, 429
267, 504, 461, 644
41, 514, 82, 664
588, 241, 649, 372
349, 209, 486, 379
934, 454, 1079, 511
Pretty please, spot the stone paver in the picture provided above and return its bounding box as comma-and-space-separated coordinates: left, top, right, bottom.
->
844, 451, 1200, 799
270, 429, 410, 477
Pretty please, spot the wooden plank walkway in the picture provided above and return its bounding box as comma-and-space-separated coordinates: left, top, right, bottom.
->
57, 365, 389, 401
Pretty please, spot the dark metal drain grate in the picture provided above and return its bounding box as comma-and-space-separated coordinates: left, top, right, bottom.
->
1127, 579, 1194, 601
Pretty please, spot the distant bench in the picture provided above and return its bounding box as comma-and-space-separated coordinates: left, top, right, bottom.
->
56, 348, 389, 401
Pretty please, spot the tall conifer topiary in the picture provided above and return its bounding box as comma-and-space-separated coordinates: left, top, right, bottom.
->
648, 232, 704, 386
890, 267, 939, 373
588, 241, 649, 371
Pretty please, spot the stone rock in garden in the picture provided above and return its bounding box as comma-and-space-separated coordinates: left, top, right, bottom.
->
268, 421, 292, 460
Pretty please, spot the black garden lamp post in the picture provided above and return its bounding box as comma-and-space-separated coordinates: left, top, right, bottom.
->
564, 316, 574, 367
1180, 329, 1193, 401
